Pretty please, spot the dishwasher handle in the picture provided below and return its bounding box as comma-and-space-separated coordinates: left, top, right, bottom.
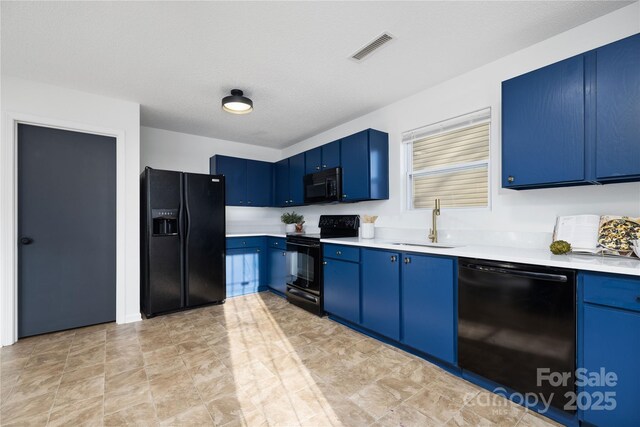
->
463, 263, 568, 282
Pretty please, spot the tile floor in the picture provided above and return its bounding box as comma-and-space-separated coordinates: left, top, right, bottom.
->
1, 292, 562, 426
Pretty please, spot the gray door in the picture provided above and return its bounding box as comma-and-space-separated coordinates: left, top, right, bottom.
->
18, 124, 116, 338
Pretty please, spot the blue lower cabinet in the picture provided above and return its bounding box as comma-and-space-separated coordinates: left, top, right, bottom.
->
361, 249, 400, 341
225, 238, 265, 297
323, 257, 360, 324
581, 302, 640, 425
267, 247, 288, 294
401, 254, 456, 365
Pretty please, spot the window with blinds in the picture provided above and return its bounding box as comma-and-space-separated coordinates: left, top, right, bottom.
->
404, 109, 490, 209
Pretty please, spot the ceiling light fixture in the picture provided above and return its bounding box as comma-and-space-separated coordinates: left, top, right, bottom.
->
222, 89, 253, 114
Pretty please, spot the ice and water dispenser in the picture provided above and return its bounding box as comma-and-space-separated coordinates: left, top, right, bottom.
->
152, 209, 178, 236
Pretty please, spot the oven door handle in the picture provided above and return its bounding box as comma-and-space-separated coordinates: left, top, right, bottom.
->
463, 264, 568, 282
287, 241, 320, 249
287, 286, 319, 304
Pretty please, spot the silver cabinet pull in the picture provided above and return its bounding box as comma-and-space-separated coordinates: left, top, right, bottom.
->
507, 176, 515, 183
316, 166, 320, 170
282, 251, 287, 256
322, 261, 327, 265
336, 251, 342, 255
404, 257, 411, 264
322, 164, 327, 168
390, 255, 397, 262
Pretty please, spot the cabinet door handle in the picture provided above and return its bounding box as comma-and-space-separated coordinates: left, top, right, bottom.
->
323, 261, 327, 265
342, 194, 347, 199
316, 166, 320, 170
247, 201, 252, 204
336, 251, 342, 255
274, 242, 278, 245
404, 257, 411, 264
390, 255, 397, 262
285, 200, 289, 204
282, 251, 287, 256
507, 176, 515, 183
256, 249, 260, 253
323, 164, 327, 168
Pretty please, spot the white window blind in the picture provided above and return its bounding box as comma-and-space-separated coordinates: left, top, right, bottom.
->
404, 109, 490, 209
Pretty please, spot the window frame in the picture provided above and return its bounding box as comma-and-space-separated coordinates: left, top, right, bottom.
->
404, 108, 492, 211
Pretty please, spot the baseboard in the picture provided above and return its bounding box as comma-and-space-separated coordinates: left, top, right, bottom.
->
122, 313, 142, 324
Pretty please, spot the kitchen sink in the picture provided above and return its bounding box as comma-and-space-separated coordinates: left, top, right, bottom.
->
389, 242, 460, 249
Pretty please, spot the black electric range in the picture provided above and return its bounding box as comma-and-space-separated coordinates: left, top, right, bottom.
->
285, 215, 359, 316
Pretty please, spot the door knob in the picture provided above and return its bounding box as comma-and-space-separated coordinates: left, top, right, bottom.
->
390, 255, 397, 262
20, 237, 33, 245
507, 176, 515, 183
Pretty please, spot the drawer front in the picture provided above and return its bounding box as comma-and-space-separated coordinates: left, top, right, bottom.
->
323, 244, 359, 263
267, 237, 286, 249
226, 237, 264, 249
582, 272, 640, 312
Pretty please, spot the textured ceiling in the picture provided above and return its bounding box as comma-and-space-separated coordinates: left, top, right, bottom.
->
1, 1, 632, 148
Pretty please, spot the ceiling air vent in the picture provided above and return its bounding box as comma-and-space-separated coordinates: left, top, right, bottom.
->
350, 32, 394, 62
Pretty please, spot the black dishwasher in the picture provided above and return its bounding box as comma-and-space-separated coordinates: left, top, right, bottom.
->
458, 258, 576, 413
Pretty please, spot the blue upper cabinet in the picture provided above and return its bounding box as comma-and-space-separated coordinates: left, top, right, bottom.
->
322, 140, 341, 170
213, 128, 388, 206
341, 129, 389, 201
246, 159, 273, 206
361, 248, 400, 341
288, 153, 305, 205
305, 147, 322, 174
274, 158, 289, 207
502, 55, 586, 189
305, 140, 341, 174
502, 32, 640, 189
211, 155, 273, 206
274, 153, 304, 206
210, 155, 247, 206
401, 254, 456, 365
595, 33, 640, 182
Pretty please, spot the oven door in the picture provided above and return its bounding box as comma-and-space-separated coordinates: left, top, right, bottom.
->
286, 239, 321, 295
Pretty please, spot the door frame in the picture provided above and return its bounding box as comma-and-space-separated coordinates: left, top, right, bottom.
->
1, 112, 127, 345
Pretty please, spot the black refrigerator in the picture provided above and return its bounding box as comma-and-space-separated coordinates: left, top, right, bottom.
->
141, 167, 226, 317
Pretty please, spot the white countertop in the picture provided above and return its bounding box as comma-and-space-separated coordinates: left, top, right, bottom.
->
226, 233, 286, 238
320, 237, 640, 277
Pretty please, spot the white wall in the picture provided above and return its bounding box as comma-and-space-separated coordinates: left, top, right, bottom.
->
140, 126, 284, 233
1, 76, 141, 345
280, 3, 640, 239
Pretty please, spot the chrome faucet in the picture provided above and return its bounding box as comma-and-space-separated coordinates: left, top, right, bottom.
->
428, 198, 441, 243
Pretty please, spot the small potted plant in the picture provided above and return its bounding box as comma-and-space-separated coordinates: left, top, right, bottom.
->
281, 211, 304, 234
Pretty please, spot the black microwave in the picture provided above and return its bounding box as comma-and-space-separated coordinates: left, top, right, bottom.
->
303, 167, 342, 204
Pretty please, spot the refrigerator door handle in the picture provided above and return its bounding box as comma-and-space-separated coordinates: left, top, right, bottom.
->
183, 174, 191, 307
